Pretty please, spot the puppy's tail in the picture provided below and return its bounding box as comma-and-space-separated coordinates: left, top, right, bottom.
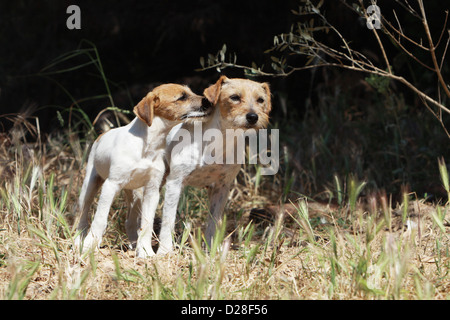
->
76, 151, 102, 233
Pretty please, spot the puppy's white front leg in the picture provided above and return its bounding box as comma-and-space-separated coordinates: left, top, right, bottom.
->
82, 179, 120, 252
136, 172, 163, 258
157, 177, 184, 255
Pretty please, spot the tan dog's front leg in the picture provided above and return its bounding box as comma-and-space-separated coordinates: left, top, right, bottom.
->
205, 184, 231, 248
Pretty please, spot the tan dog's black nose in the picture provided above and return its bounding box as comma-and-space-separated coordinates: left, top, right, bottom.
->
246, 112, 258, 125
201, 97, 212, 111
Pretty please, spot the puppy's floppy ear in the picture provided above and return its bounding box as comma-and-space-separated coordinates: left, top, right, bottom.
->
203, 75, 228, 105
133, 93, 160, 126
261, 82, 272, 112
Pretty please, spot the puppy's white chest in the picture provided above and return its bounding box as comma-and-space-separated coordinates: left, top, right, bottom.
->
123, 156, 164, 188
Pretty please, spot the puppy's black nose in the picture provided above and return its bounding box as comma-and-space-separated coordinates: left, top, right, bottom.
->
246, 112, 258, 125
201, 98, 212, 111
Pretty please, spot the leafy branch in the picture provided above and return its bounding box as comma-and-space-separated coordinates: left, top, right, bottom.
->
199, 0, 450, 135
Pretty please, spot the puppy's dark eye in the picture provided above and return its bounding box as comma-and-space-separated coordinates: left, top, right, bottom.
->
257, 97, 265, 104
230, 94, 241, 102
177, 92, 187, 101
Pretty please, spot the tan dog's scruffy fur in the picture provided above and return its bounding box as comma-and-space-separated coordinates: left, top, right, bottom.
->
156, 76, 272, 254
74, 84, 212, 258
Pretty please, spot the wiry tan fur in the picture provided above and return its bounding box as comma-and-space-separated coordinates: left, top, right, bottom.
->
156, 76, 272, 254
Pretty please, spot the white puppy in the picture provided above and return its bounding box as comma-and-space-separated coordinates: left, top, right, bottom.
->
74, 84, 212, 257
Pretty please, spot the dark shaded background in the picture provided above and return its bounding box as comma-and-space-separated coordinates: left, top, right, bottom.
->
1, 1, 447, 123
1, 0, 450, 197
0, 0, 298, 128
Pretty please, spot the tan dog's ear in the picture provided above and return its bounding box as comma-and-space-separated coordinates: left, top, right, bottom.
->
204, 75, 228, 105
133, 93, 160, 126
262, 82, 272, 112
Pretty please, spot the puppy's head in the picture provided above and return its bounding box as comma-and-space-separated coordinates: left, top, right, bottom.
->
134, 84, 212, 126
204, 76, 271, 130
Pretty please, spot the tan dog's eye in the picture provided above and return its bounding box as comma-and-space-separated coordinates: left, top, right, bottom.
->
177, 92, 188, 101
257, 97, 265, 104
230, 94, 241, 102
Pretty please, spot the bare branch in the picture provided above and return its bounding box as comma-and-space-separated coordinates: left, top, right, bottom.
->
199, 0, 450, 123
359, 0, 392, 74
382, 18, 429, 51
440, 31, 450, 71
419, 0, 450, 99
382, 22, 435, 71
436, 10, 449, 48
420, 95, 450, 139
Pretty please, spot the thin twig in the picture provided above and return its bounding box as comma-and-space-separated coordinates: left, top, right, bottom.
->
360, 0, 392, 74
436, 10, 449, 48
382, 24, 435, 71
392, 9, 403, 43
381, 14, 430, 50
440, 31, 450, 71
419, 0, 450, 99
420, 95, 450, 139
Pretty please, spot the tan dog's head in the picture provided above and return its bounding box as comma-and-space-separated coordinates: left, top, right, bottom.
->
204, 76, 271, 129
134, 84, 212, 126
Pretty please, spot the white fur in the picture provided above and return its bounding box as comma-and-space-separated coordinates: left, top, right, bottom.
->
74, 84, 210, 258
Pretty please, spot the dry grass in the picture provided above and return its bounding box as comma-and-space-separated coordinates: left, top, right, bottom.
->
0, 115, 449, 300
